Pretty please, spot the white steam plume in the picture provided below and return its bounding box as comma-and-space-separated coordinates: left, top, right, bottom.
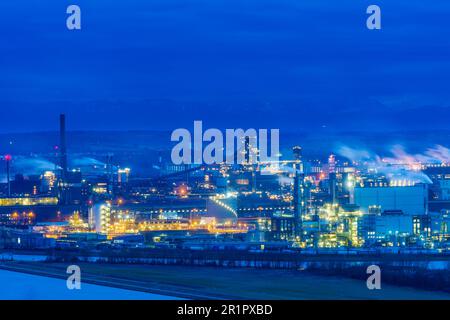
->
335, 144, 447, 184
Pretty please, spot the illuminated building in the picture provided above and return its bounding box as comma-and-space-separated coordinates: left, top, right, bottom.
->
68, 211, 89, 231
292, 146, 307, 239
270, 216, 295, 241
117, 168, 131, 184
413, 215, 432, 238
302, 204, 363, 248
0, 195, 84, 226
354, 184, 428, 216
90, 203, 112, 233
92, 183, 108, 194
424, 166, 450, 214
429, 210, 450, 243
115, 198, 209, 221
0, 197, 58, 206
362, 211, 413, 247
10, 174, 40, 196
41, 171, 57, 193
328, 154, 336, 175
328, 154, 337, 204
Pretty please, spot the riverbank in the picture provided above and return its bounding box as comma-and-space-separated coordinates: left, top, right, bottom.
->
2, 261, 450, 300
0, 268, 180, 300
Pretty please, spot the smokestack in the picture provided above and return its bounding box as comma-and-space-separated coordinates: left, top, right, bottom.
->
244, 136, 250, 164
292, 146, 305, 238
59, 114, 68, 205
293, 172, 300, 235
293, 146, 302, 162
107, 153, 114, 197
5, 155, 11, 197
60, 114, 68, 179
328, 154, 337, 204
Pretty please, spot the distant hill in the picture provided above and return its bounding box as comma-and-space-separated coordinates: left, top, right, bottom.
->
1, 129, 449, 159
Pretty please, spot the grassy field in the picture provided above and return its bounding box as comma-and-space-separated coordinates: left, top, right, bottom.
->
2, 261, 450, 300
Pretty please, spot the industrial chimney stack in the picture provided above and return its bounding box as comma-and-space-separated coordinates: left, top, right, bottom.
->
5, 154, 11, 197
60, 114, 68, 179
59, 114, 68, 205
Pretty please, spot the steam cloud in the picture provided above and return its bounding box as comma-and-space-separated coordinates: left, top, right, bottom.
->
384, 145, 450, 165
70, 157, 106, 167
335, 144, 450, 184
0, 157, 57, 183
0, 156, 112, 182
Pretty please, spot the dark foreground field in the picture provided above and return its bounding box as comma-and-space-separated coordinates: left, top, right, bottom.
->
1, 261, 450, 300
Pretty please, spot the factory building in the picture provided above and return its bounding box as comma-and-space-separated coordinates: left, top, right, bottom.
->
361, 211, 414, 246
428, 210, 450, 243
425, 165, 450, 200
89, 203, 112, 233
118, 198, 209, 221
0, 196, 58, 225
354, 184, 428, 216
0, 228, 56, 249
423, 165, 450, 212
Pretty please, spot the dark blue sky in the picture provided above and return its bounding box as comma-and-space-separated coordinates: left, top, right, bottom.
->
0, 0, 449, 133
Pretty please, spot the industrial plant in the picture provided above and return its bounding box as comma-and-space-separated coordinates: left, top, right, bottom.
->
1, 114, 450, 256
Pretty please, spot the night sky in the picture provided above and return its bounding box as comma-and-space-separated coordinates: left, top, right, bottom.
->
0, 0, 449, 133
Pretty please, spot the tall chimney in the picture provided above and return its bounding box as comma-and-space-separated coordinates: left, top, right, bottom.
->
59, 114, 68, 205
293, 169, 301, 238
60, 114, 68, 179
293, 147, 304, 239
5, 155, 11, 197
